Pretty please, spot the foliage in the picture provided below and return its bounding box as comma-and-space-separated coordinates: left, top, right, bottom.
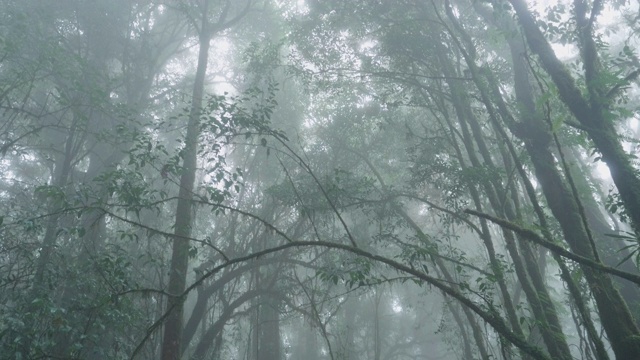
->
2, 0, 640, 359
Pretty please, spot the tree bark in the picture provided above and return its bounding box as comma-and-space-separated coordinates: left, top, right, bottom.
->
508, 0, 640, 237
493, 9, 640, 356
433, 38, 571, 358
161, 2, 212, 358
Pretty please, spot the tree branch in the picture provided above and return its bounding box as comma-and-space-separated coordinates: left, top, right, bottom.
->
464, 208, 640, 285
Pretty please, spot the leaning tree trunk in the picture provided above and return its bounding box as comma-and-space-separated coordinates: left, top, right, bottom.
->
563, 148, 640, 319
507, 0, 640, 237
432, 36, 571, 358
495, 14, 640, 357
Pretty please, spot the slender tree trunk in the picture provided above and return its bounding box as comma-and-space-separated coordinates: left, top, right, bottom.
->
358, 148, 493, 359
345, 297, 356, 360
259, 295, 282, 360
192, 290, 261, 359
32, 124, 77, 291
433, 40, 571, 358
400, 211, 491, 360
21, 124, 78, 357
460, 74, 571, 360
372, 292, 382, 360
431, 93, 526, 348
161, 3, 211, 358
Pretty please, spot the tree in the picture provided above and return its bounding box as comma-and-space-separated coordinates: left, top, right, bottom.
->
3, 1, 640, 359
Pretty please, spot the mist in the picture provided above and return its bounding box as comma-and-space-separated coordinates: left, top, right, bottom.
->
1, 1, 640, 359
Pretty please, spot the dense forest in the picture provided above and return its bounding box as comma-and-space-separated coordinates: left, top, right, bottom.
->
1, 0, 640, 359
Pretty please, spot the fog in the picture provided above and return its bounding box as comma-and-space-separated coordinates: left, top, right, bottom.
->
1, 1, 640, 359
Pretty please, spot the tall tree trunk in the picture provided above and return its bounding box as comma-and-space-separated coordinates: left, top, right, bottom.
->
495, 15, 640, 357
343, 296, 357, 360
373, 293, 381, 360
258, 295, 282, 360
422, 52, 527, 355
563, 148, 640, 319
508, 0, 640, 237
161, 2, 211, 358
32, 122, 78, 291
433, 38, 571, 358
22, 121, 78, 357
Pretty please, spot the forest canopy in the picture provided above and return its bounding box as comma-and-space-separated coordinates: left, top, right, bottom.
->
1, 0, 640, 359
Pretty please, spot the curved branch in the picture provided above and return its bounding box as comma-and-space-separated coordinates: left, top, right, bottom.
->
465, 209, 640, 285
132, 238, 550, 360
